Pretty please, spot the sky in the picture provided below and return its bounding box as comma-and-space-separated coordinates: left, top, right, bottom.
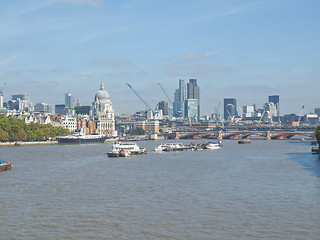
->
0, 0, 319, 115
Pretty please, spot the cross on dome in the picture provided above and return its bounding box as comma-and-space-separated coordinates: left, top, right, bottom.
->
100, 78, 105, 90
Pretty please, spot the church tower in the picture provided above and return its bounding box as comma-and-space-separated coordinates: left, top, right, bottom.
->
92, 79, 116, 136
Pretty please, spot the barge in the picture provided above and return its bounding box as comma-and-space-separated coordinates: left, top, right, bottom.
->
0, 160, 12, 172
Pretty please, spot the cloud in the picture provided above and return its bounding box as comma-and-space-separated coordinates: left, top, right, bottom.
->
286, 80, 309, 87
61, 0, 104, 7
181, 53, 208, 61
193, 0, 275, 22
164, 63, 231, 77
0, 56, 17, 66
91, 57, 132, 70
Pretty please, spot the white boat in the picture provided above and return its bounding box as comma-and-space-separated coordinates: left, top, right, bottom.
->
205, 142, 221, 150
155, 143, 186, 152
107, 142, 147, 157
119, 149, 131, 157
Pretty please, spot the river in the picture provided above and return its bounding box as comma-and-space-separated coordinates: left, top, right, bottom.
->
0, 140, 320, 239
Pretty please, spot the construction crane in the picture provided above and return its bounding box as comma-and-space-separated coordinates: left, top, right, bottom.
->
257, 108, 267, 127
125, 83, 152, 110
226, 109, 234, 121
157, 83, 173, 107
0, 82, 6, 108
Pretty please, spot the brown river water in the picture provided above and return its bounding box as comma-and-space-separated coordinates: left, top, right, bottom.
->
0, 140, 320, 239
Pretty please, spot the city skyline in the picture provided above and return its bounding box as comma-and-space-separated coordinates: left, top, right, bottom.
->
0, 0, 319, 115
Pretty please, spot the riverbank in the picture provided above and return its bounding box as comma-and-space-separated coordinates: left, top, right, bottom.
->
0, 141, 58, 146
0, 137, 118, 147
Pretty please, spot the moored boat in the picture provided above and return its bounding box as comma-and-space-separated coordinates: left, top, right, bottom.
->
155, 143, 186, 152
238, 139, 251, 144
311, 147, 319, 154
0, 160, 12, 172
56, 134, 108, 144
107, 142, 147, 157
119, 149, 131, 157
205, 142, 221, 149
107, 150, 120, 157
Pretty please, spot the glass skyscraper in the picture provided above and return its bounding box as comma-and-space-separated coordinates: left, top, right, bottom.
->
65, 93, 75, 109
224, 98, 237, 120
173, 79, 200, 119
268, 95, 279, 116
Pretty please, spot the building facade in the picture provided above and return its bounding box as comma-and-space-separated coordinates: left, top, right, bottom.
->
92, 80, 116, 136
65, 93, 75, 109
173, 79, 187, 118
268, 95, 279, 116
55, 104, 65, 115
224, 98, 237, 120
158, 101, 168, 116
34, 103, 52, 113
173, 79, 200, 119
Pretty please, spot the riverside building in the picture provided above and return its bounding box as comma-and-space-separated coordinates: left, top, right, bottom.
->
224, 98, 237, 120
92, 79, 116, 136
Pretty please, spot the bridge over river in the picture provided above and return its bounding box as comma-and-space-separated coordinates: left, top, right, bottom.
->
168, 130, 315, 140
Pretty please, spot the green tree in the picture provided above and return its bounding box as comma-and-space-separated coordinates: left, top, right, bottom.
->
128, 127, 145, 135
0, 114, 70, 142
0, 129, 9, 142
7, 125, 27, 142
316, 126, 320, 145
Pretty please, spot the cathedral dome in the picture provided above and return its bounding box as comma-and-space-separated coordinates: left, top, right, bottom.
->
95, 80, 110, 100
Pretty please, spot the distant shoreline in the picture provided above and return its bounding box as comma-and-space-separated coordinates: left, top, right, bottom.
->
0, 138, 315, 147
0, 138, 118, 147
0, 141, 58, 146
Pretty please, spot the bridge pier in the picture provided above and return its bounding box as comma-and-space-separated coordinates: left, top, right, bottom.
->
217, 131, 222, 141
265, 131, 271, 140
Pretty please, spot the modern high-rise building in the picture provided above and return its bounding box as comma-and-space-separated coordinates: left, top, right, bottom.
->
185, 99, 199, 119
187, 79, 199, 99
268, 95, 279, 116
34, 103, 52, 113
242, 105, 255, 118
12, 93, 29, 101
186, 79, 200, 118
173, 79, 200, 119
224, 98, 237, 120
65, 93, 75, 109
173, 79, 186, 118
315, 108, 320, 117
55, 104, 66, 115
158, 101, 168, 116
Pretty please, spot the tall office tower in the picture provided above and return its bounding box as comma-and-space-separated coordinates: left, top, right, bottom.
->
173, 79, 186, 118
187, 79, 199, 99
158, 101, 168, 116
65, 93, 75, 109
224, 98, 237, 120
268, 95, 279, 116
186, 79, 200, 118
12, 93, 29, 101
315, 108, 320, 117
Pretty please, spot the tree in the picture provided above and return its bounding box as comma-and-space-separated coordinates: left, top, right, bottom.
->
0, 129, 9, 142
0, 114, 70, 142
128, 127, 145, 135
316, 126, 320, 145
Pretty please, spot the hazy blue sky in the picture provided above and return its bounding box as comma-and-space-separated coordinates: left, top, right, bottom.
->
0, 0, 319, 115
